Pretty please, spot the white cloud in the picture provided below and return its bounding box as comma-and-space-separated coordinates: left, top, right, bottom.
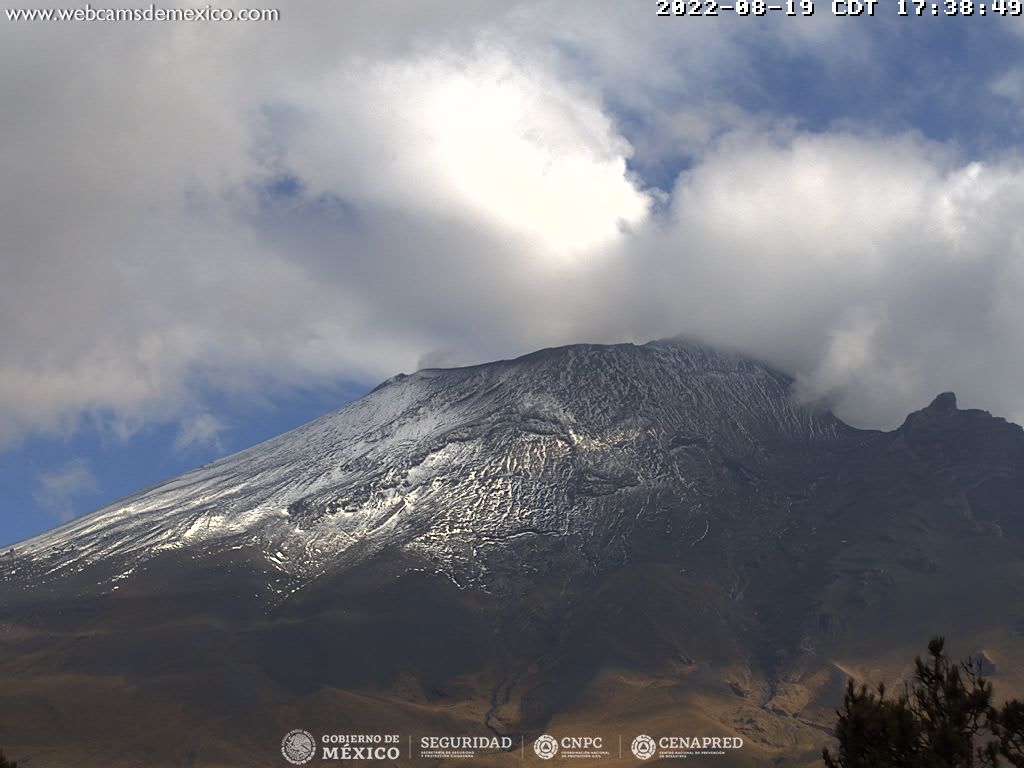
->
281, 52, 651, 256
33, 459, 98, 522
173, 412, 228, 453
614, 132, 1024, 427
2, 2, 1024, 450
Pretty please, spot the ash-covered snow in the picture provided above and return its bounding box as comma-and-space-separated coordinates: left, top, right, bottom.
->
3, 340, 852, 593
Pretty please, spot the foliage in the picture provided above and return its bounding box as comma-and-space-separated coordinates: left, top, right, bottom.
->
823, 637, 1024, 768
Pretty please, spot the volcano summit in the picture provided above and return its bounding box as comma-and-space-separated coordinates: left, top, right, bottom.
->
2, 339, 1024, 767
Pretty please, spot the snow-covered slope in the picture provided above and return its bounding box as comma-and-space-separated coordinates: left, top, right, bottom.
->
5, 340, 852, 593
6, 341, 1024, 768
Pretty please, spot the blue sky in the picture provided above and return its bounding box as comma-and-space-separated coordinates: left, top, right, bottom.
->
4, 5, 1024, 544
0, 384, 366, 546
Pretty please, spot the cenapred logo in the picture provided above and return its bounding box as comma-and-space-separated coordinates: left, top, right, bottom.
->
631, 734, 657, 761
534, 734, 559, 760
281, 729, 316, 765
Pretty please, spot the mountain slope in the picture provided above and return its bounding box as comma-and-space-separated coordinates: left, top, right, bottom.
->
4, 340, 852, 596
2, 340, 1024, 768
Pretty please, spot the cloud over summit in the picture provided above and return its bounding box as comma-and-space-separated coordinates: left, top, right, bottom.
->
3, 2, 1024, 446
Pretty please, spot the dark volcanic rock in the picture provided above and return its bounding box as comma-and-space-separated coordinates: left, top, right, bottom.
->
1, 340, 1024, 767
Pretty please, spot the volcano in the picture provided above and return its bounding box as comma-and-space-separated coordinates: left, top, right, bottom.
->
3, 340, 1024, 767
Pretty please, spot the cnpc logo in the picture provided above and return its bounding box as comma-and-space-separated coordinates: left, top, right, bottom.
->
534, 734, 604, 759
533, 735, 558, 760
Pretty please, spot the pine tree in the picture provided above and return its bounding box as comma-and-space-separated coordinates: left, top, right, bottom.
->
992, 699, 1024, 767
822, 679, 922, 768
909, 637, 996, 766
822, 637, 1024, 768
